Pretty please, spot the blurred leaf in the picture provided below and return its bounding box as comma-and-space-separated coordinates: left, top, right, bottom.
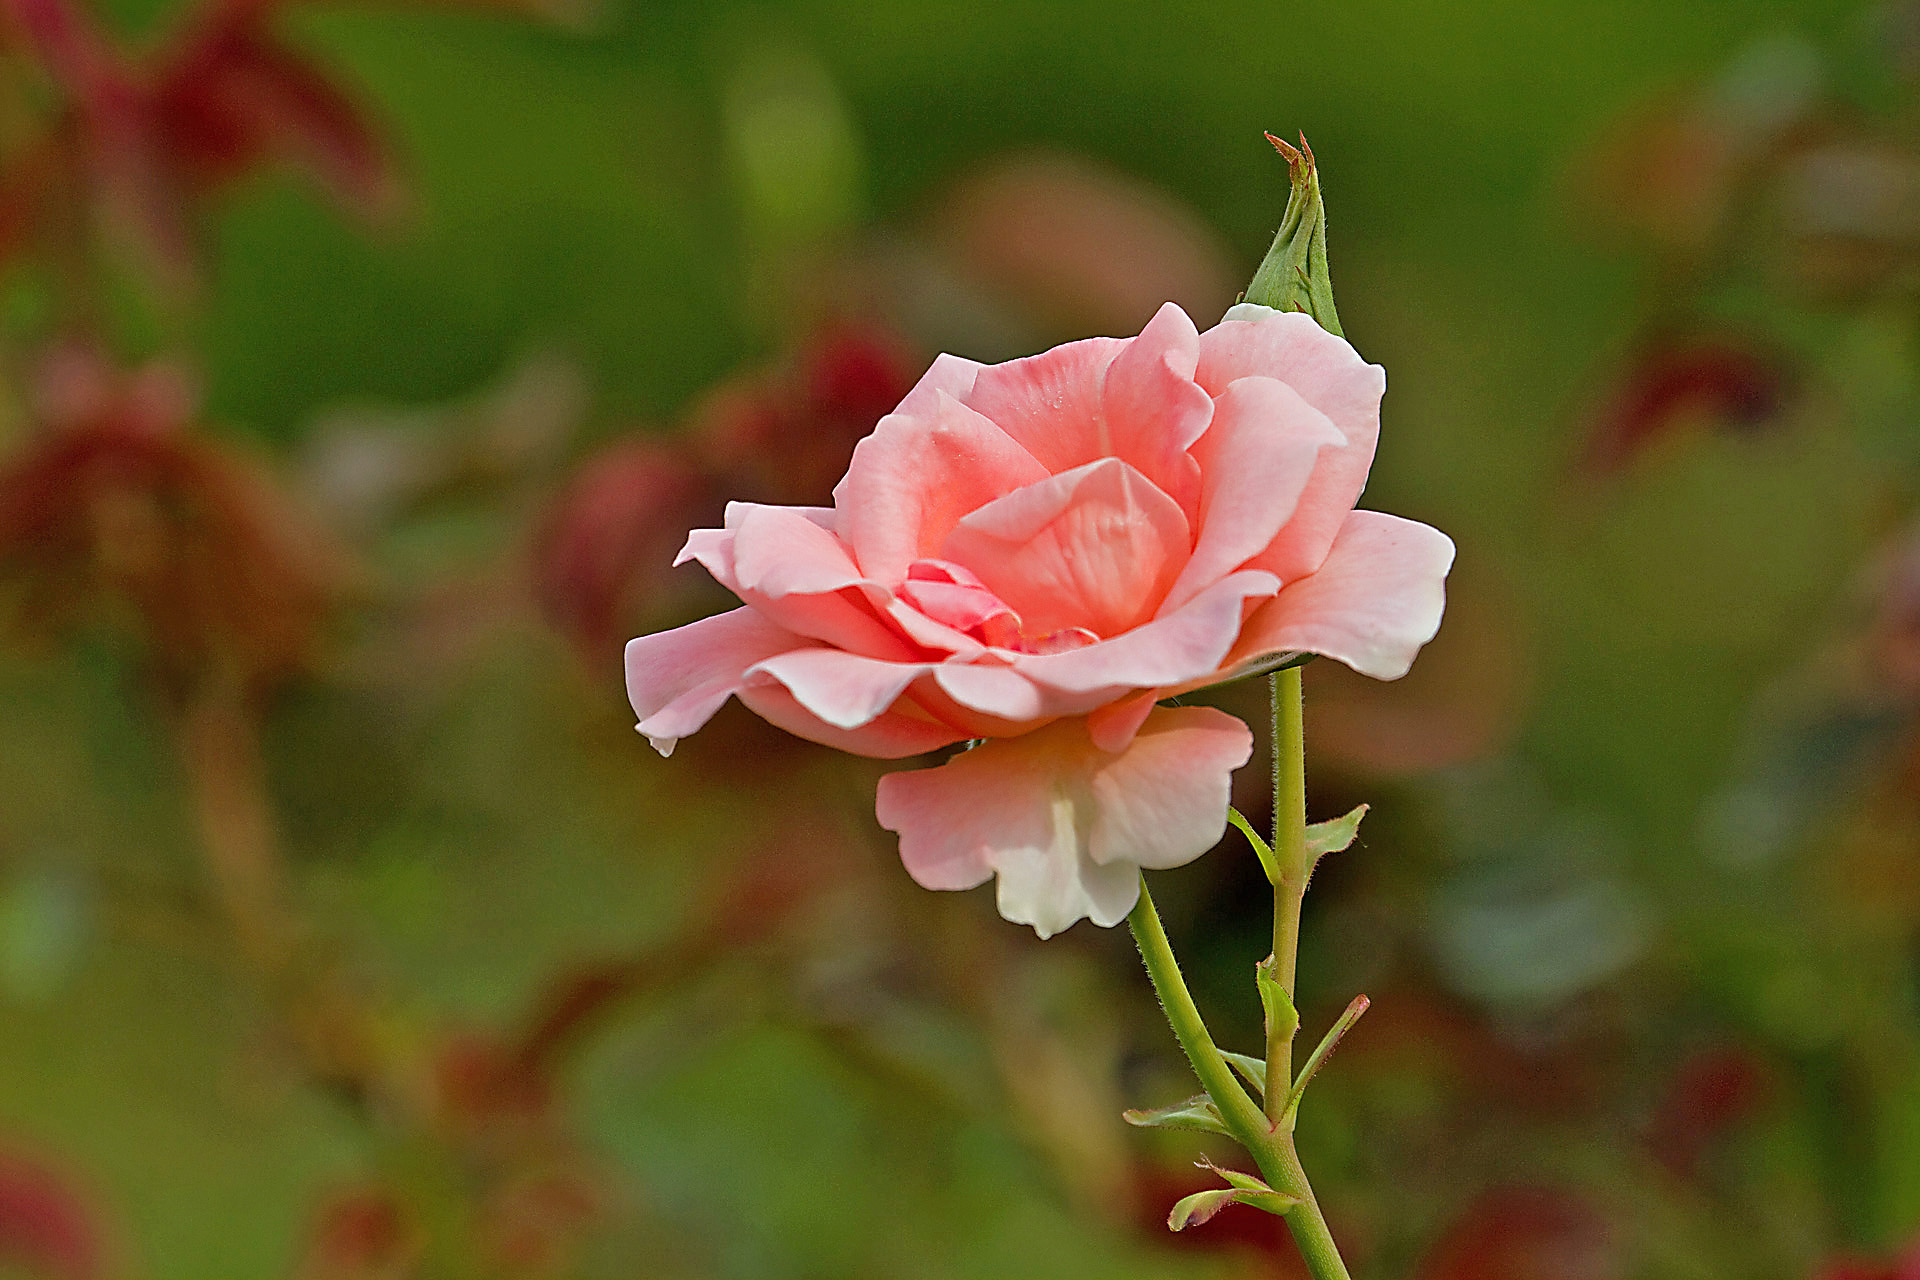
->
0, 865, 89, 1005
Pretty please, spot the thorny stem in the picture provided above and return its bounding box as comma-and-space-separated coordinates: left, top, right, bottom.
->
1268, 664, 1308, 1115
1126, 661, 1353, 1280
1128, 870, 1352, 1280
1127, 880, 1267, 1137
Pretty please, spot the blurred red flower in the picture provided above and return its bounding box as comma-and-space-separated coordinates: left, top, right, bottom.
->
0, 0, 395, 281
0, 1148, 106, 1280
1417, 1188, 1617, 1280
0, 345, 346, 691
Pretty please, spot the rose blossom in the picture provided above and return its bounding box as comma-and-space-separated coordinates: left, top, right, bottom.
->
625, 302, 1453, 936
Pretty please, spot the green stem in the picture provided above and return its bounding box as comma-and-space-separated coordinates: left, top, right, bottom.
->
1128, 878, 1353, 1280
1127, 880, 1266, 1137
1267, 665, 1308, 1116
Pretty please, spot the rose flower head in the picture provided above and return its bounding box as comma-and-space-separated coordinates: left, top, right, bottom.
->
625, 302, 1453, 936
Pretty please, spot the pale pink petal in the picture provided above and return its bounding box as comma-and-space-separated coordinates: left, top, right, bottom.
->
715, 504, 917, 658
727, 503, 857, 595
833, 392, 1050, 583
1012, 569, 1279, 695
1160, 375, 1345, 614
675, 525, 736, 580
930, 661, 1051, 723
898, 577, 1016, 634
747, 648, 933, 729
625, 607, 813, 755
1085, 690, 1157, 752
941, 457, 1191, 638
894, 351, 985, 417
738, 680, 965, 759
875, 710, 1253, 937
1197, 304, 1386, 582
956, 335, 1125, 477
1099, 301, 1210, 510
1087, 707, 1253, 868
1221, 509, 1455, 682
879, 596, 988, 657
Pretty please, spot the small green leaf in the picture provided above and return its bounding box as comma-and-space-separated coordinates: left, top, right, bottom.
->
1222, 1050, 1266, 1096
1167, 1189, 1243, 1231
1284, 994, 1371, 1124
1123, 1095, 1232, 1136
1168, 1163, 1304, 1229
1208, 1164, 1272, 1195
1305, 804, 1368, 860
1255, 954, 1298, 1049
1227, 807, 1279, 884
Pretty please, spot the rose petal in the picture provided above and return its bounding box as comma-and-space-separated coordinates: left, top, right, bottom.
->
1086, 706, 1253, 868
893, 351, 984, 417
747, 648, 933, 729
874, 706, 1253, 937
958, 334, 1126, 475
717, 503, 918, 658
930, 661, 1049, 723
942, 456, 1191, 638
1159, 374, 1344, 614
739, 680, 964, 759
625, 607, 813, 755
833, 392, 1050, 583
1221, 509, 1455, 682
1012, 568, 1279, 695
1098, 301, 1211, 509
1198, 305, 1385, 582
1085, 690, 1157, 752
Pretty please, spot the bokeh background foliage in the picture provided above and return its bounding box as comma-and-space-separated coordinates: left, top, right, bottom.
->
3, 0, 1920, 1276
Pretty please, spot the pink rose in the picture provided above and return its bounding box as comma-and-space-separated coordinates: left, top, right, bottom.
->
625, 302, 1453, 936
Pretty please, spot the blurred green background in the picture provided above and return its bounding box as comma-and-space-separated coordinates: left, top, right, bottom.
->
2, 0, 1918, 1276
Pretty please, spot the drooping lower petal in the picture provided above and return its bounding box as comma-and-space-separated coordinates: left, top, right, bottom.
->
875, 707, 1253, 938
1085, 707, 1253, 870
625, 607, 815, 755
1221, 509, 1455, 682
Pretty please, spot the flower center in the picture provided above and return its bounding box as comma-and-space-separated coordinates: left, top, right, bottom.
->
900, 558, 1100, 654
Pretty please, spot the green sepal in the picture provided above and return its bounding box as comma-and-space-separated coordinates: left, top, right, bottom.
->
1242, 132, 1343, 338
1256, 954, 1298, 1049
1306, 804, 1368, 860
1227, 807, 1279, 884
1122, 1094, 1232, 1137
